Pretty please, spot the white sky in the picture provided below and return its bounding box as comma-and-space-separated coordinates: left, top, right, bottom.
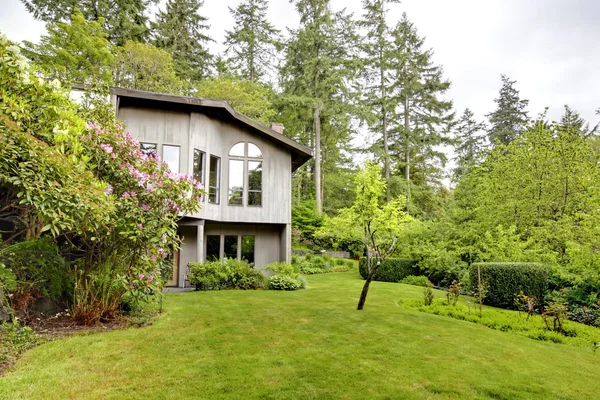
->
2, 0, 600, 171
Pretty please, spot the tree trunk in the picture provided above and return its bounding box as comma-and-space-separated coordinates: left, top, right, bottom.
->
404, 96, 410, 213
357, 272, 374, 310
314, 105, 323, 214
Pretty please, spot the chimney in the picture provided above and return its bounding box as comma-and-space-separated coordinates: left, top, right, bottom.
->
270, 122, 285, 134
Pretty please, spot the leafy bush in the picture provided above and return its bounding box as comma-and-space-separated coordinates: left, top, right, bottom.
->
1, 238, 71, 312
188, 259, 266, 291
399, 299, 600, 348
268, 275, 307, 291
359, 258, 419, 282
265, 262, 305, 291
400, 275, 431, 287
0, 318, 37, 364
469, 263, 549, 309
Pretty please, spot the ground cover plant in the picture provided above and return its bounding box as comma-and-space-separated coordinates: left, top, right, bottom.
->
2, 271, 600, 399
293, 254, 354, 275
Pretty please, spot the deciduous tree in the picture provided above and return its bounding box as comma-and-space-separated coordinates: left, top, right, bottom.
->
316, 162, 412, 309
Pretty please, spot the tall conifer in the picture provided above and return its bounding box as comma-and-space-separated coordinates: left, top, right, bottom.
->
389, 13, 453, 213
452, 108, 487, 182
224, 0, 282, 82
22, 0, 153, 45
359, 0, 400, 202
152, 0, 213, 83
280, 0, 359, 214
486, 74, 529, 146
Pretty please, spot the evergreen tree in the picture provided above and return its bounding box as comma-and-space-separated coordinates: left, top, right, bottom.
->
388, 13, 453, 214
359, 0, 400, 201
486, 74, 529, 146
279, 0, 360, 214
152, 0, 213, 84
224, 0, 282, 82
22, 9, 114, 86
21, 0, 153, 45
452, 108, 487, 182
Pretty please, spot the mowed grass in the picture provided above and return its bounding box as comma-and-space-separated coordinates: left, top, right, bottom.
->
2, 271, 600, 399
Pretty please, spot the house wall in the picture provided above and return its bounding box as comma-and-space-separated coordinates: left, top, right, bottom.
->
117, 105, 292, 225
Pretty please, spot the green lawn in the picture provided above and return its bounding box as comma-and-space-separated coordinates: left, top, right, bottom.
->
1, 270, 599, 399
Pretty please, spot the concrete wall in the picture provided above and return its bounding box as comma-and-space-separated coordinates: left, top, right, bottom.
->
117, 106, 292, 225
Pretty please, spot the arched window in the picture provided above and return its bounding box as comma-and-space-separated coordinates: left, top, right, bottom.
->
228, 142, 263, 206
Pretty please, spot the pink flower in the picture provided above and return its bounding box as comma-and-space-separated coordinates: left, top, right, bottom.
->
105, 185, 113, 195
100, 143, 113, 154
151, 255, 157, 262
130, 284, 135, 289
147, 275, 153, 282
139, 273, 145, 279
138, 223, 143, 230
142, 204, 150, 211
122, 192, 130, 198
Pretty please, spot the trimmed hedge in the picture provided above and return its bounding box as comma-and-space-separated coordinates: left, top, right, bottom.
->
359, 258, 419, 282
469, 262, 549, 309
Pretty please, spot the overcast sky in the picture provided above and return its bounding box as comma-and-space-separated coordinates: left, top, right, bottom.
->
2, 0, 599, 137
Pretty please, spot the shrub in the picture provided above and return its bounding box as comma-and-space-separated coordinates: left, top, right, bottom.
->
359, 258, 419, 282
400, 275, 431, 287
265, 262, 305, 291
423, 282, 434, 306
469, 263, 549, 309
188, 259, 266, 291
268, 275, 307, 291
1, 238, 71, 312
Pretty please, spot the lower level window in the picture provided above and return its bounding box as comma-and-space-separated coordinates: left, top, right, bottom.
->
224, 235, 238, 259
206, 235, 220, 261
241, 236, 255, 265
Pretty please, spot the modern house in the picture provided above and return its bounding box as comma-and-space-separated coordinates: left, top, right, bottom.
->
110, 88, 312, 288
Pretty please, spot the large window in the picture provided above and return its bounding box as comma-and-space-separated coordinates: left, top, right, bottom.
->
193, 149, 205, 185
163, 145, 180, 173
209, 155, 220, 204
206, 234, 254, 265
228, 160, 244, 205
228, 142, 263, 206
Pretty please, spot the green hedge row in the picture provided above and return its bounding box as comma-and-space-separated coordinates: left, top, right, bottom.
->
359, 258, 419, 282
469, 262, 549, 309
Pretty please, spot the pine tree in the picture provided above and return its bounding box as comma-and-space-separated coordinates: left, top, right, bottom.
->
22, 0, 153, 45
279, 0, 360, 214
152, 0, 213, 84
22, 9, 114, 86
486, 74, 529, 146
359, 0, 400, 202
224, 0, 282, 82
452, 108, 487, 182
388, 13, 453, 213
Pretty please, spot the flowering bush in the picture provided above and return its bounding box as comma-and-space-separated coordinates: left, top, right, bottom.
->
0, 33, 205, 323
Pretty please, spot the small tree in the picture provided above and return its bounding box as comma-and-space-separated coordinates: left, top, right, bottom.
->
316, 162, 412, 309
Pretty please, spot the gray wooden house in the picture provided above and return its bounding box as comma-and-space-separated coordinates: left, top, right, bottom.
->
110, 88, 312, 288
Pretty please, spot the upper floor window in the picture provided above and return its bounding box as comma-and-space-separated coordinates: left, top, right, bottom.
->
193, 149, 205, 185
163, 145, 180, 173
140, 142, 157, 156
228, 142, 263, 206
209, 155, 220, 204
